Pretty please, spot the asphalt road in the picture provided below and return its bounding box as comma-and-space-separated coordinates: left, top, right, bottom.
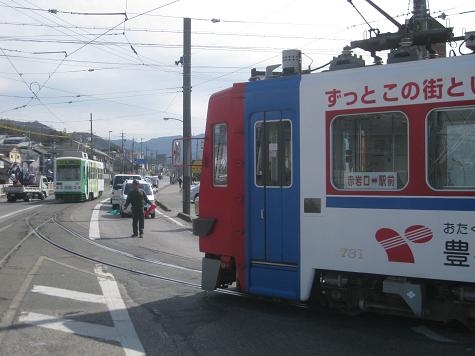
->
0, 186, 474, 355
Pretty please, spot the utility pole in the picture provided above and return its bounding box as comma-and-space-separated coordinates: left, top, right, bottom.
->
156, 152, 159, 174
90, 113, 93, 159
139, 138, 143, 175
107, 130, 112, 174
121, 131, 125, 173
145, 146, 149, 171
132, 138, 135, 170
182, 17, 192, 215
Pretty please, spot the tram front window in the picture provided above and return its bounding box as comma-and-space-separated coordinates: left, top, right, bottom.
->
428, 107, 475, 190
56, 166, 81, 181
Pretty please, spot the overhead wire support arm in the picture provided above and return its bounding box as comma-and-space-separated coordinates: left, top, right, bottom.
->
347, 0, 375, 32
363, 0, 403, 30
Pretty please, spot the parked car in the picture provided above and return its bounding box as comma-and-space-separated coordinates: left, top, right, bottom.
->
119, 179, 156, 218
190, 183, 200, 203
111, 174, 142, 209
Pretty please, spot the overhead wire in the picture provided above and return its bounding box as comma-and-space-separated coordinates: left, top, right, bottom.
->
0, 37, 348, 53
0, 4, 126, 16
0, 0, 182, 117
15, 0, 182, 75
0, 21, 347, 39
2, 1, 471, 130
0, 46, 66, 122
22, 0, 185, 73
66, 0, 181, 58
16, 0, 154, 67
0, 70, 184, 118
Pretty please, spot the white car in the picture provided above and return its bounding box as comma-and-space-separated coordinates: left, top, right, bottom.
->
190, 183, 200, 203
111, 174, 142, 209
119, 179, 156, 218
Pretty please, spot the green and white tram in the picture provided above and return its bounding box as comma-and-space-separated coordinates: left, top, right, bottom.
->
55, 154, 104, 202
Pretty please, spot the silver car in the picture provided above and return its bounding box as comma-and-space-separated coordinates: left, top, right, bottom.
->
119, 180, 156, 218
111, 174, 142, 209
190, 183, 200, 203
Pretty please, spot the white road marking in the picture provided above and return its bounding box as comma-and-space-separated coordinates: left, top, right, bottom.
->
89, 203, 102, 240
0, 256, 45, 346
32, 285, 106, 304
0, 205, 42, 221
155, 208, 186, 228
19, 312, 119, 341
101, 198, 110, 204
16, 259, 145, 355
412, 326, 455, 343
95, 265, 145, 356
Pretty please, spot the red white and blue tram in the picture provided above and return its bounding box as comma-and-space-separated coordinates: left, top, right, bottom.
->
193, 7, 475, 326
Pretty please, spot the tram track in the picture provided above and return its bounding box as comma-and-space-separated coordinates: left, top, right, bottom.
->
51, 216, 202, 273
24, 202, 308, 307
26, 215, 246, 298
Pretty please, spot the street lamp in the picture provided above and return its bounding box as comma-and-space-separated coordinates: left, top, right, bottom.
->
163, 117, 183, 123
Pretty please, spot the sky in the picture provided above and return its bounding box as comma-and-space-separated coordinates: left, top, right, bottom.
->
0, 0, 473, 141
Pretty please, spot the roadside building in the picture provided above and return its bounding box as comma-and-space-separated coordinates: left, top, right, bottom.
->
0, 146, 21, 164
0, 153, 11, 184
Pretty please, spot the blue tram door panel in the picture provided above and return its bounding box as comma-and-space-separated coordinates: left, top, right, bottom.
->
249, 110, 299, 264
245, 77, 300, 300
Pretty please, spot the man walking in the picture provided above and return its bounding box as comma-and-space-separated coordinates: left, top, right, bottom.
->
123, 180, 152, 238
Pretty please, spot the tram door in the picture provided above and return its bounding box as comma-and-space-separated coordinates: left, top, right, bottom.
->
85, 163, 89, 197
249, 111, 299, 267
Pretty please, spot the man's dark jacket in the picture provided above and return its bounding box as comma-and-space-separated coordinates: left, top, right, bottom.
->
125, 189, 150, 211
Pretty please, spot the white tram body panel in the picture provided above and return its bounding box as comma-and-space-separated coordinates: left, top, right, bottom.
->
299, 55, 475, 300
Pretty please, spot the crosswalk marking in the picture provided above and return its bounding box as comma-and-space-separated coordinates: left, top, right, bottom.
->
19, 260, 145, 356
31, 285, 106, 304
19, 312, 119, 341
95, 265, 145, 356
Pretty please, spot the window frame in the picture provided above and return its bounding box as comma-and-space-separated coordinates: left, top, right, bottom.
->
330, 110, 410, 192
425, 105, 475, 192
253, 119, 293, 189
212, 123, 228, 187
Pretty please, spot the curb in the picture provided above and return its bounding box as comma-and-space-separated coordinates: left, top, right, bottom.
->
155, 200, 171, 212
177, 212, 192, 223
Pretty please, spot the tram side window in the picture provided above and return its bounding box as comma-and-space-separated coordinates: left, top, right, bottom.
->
213, 123, 228, 186
332, 112, 408, 190
428, 107, 475, 190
